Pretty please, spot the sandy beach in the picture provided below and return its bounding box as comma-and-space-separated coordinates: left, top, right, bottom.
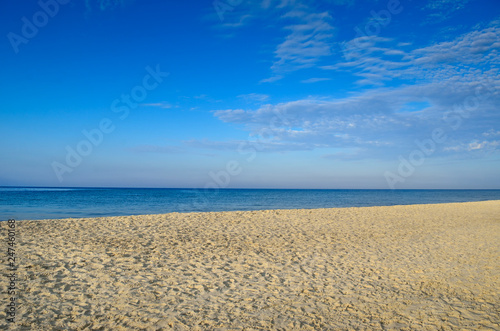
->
1, 200, 499, 330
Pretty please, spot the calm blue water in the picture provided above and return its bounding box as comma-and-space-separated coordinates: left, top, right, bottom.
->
1, 187, 500, 220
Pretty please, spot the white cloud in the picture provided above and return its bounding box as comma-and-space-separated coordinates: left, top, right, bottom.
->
207, 12, 500, 160
130, 145, 183, 153
85, 0, 134, 12
422, 0, 471, 23
483, 129, 500, 137
221, 14, 253, 28
184, 138, 315, 152
237, 93, 270, 102
424, 0, 470, 10
213, 76, 500, 158
260, 75, 283, 83
301, 77, 331, 83
270, 9, 335, 74
142, 102, 173, 109
444, 140, 500, 153
334, 25, 500, 86
212, 1, 336, 81
468, 140, 500, 151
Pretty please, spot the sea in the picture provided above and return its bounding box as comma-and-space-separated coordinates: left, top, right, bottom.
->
1, 187, 500, 221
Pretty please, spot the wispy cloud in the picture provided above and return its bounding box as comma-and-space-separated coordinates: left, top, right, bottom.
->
301, 77, 331, 83
142, 102, 173, 109
268, 9, 335, 75
260, 75, 284, 83
206, 8, 499, 161
444, 140, 500, 153
212, 1, 336, 82
85, 0, 134, 12
424, 0, 470, 10
422, 0, 471, 24
483, 129, 500, 137
184, 138, 315, 153
129, 145, 183, 154
221, 14, 253, 28
132, 138, 316, 155
333, 24, 500, 86
212, 77, 499, 158
237, 93, 270, 102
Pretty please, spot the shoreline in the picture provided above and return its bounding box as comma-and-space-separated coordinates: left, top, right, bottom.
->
1, 200, 499, 329
4, 188, 500, 221
10, 198, 500, 222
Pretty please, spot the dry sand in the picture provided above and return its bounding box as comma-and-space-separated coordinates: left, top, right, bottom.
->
1, 200, 499, 330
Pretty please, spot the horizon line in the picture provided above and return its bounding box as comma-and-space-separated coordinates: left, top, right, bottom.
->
1, 185, 500, 191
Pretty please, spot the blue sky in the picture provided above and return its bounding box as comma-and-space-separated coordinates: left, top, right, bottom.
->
1, 0, 499, 189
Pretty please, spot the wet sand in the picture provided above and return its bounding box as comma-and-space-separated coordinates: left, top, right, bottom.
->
1, 200, 499, 330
